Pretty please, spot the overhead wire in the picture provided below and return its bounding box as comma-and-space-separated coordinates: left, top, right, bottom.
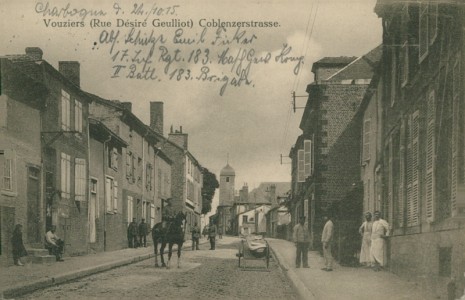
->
280, 0, 320, 157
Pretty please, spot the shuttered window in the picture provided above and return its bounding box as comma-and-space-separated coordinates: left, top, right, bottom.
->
61, 90, 71, 130
74, 158, 86, 201
407, 111, 420, 226
74, 100, 83, 133
297, 149, 305, 182
426, 91, 436, 222
363, 118, 371, 161
401, 5, 409, 87
61, 152, 71, 199
397, 121, 406, 228
304, 140, 312, 177
428, 3, 438, 45
451, 60, 460, 216
419, 3, 429, 62
388, 136, 393, 223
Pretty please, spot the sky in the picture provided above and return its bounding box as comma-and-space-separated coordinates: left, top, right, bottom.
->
0, 0, 382, 214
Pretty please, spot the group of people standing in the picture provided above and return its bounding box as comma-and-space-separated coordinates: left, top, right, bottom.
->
127, 218, 149, 248
293, 210, 389, 272
359, 210, 390, 271
293, 214, 334, 271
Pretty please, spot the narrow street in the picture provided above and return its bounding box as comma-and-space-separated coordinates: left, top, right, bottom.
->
17, 237, 297, 300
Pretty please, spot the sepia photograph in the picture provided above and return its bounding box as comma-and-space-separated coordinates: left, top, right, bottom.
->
0, 0, 463, 299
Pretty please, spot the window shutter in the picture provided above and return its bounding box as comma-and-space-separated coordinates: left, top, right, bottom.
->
363, 119, 371, 161
297, 149, 305, 183
75, 158, 80, 201
61, 153, 67, 198
426, 91, 436, 222
126, 151, 131, 178
105, 178, 112, 213
388, 135, 393, 224
419, 3, 429, 62
304, 140, 312, 177
410, 111, 420, 226
397, 119, 406, 228
113, 180, 118, 212
451, 61, 460, 216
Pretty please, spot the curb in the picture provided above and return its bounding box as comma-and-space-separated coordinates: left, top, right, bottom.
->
0, 238, 225, 299
268, 243, 317, 300
1, 252, 154, 299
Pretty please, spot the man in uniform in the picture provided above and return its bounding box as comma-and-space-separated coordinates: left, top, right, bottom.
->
138, 218, 148, 247
293, 216, 310, 268
127, 218, 138, 248
321, 214, 334, 271
191, 222, 201, 250
162, 198, 175, 224
208, 221, 217, 250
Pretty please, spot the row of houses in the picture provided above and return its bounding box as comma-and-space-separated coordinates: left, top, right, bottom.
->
289, 1, 465, 296
0, 47, 206, 266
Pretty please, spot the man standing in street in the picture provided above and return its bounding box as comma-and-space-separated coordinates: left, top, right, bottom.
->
208, 221, 217, 250
321, 214, 334, 271
191, 222, 201, 250
358, 212, 373, 267
127, 218, 138, 248
370, 210, 389, 271
138, 218, 148, 247
292, 216, 310, 268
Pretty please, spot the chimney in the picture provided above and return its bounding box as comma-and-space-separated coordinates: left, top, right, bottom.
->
168, 126, 188, 150
59, 61, 80, 87
121, 102, 132, 112
150, 102, 164, 135
25, 47, 43, 60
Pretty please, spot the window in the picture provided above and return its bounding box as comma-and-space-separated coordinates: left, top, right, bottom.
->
74, 158, 86, 201
419, 3, 429, 62
137, 157, 142, 186
157, 169, 162, 197
304, 139, 312, 177
397, 121, 406, 228
428, 2, 438, 45
390, 49, 397, 106
243, 215, 248, 223
146, 163, 152, 191
105, 177, 118, 213
142, 200, 147, 220
61, 90, 71, 130
74, 100, 83, 133
150, 204, 155, 227
297, 149, 305, 182
126, 151, 133, 179
2, 150, 16, 192
127, 196, 133, 223
401, 5, 409, 87
406, 111, 420, 227
90, 178, 99, 216
451, 59, 461, 217
363, 118, 371, 162
61, 152, 71, 198
425, 90, 436, 222
110, 148, 118, 171
226, 177, 229, 183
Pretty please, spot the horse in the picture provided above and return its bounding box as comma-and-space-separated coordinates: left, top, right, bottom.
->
151, 211, 186, 269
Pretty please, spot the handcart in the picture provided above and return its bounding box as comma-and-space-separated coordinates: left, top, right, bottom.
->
236, 235, 271, 271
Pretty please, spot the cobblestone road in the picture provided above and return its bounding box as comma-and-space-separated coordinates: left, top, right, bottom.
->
18, 239, 298, 300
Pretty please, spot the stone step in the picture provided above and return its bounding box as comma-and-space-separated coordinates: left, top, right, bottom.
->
31, 255, 56, 264
27, 248, 50, 257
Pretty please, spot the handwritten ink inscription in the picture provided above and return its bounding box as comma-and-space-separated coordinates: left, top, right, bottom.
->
34, 2, 304, 96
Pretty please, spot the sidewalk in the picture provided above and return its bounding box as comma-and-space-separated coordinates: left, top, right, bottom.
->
0, 238, 207, 299
267, 238, 437, 300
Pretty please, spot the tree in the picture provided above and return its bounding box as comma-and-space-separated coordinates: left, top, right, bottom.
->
201, 168, 219, 215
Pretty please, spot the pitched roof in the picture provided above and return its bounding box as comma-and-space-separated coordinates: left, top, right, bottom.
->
311, 56, 357, 73
326, 45, 382, 82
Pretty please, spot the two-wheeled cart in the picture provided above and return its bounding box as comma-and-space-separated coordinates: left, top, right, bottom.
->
236, 235, 271, 271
